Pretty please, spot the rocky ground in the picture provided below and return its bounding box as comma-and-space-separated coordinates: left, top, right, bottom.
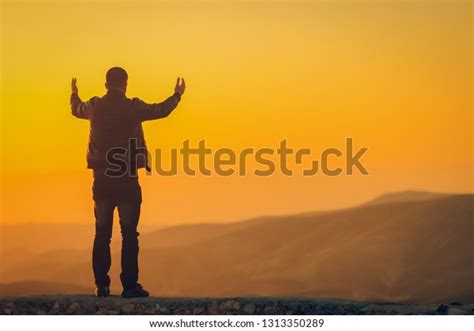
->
0, 295, 473, 315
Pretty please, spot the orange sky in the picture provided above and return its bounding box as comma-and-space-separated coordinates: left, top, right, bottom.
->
1, 0, 472, 226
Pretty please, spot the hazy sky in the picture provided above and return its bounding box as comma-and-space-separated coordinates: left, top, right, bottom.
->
1, 0, 472, 225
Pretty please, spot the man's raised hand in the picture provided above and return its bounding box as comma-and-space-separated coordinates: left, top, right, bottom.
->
174, 77, 186, 96
71, 78, 78, 95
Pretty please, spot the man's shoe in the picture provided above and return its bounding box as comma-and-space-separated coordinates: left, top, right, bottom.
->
95, 286, 110, 297
121, 283, 150, 298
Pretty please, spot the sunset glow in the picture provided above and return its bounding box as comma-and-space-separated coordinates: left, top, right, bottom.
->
1, 0, 472, 226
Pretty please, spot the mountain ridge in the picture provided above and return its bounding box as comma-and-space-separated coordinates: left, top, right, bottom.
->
1, 192, 473, 304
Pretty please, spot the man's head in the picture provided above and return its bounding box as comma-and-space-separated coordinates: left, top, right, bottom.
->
105, 67, 128, 93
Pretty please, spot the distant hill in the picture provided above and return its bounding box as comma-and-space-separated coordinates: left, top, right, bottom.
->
0, 282, 91, 296
0, 223, 164, 254
0, 223, 163, 273
364, 190, 449, 206
1, 192, 473, 304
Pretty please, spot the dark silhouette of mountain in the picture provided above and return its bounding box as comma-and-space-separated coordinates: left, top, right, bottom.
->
364, 190, 449, 206
1, 192, 473, 304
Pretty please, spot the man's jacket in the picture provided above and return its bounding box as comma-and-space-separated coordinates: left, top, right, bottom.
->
71, 89, 181, 172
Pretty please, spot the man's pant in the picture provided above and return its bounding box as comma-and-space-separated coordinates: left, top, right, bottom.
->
92, 178, 142, 290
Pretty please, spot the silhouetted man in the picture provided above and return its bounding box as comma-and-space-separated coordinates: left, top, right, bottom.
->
70, 67, 185, 298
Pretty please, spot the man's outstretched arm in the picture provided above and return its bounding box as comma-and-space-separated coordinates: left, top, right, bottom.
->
134, 77, 186, 121
70, 78, 95, 120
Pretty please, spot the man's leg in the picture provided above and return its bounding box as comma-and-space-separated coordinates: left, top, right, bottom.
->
117, 200, 141, 290
93, 200, 115, 289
